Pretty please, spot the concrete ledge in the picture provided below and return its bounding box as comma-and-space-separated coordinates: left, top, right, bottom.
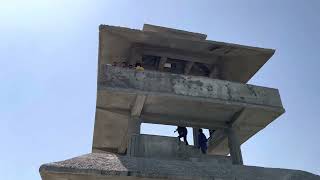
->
40, 153, 320, 180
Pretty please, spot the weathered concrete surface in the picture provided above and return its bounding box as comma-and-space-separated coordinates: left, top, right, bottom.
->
100, 65, 283, 108
93, 65, 285, 154
98, 24, 275, 83
40, 153, 320, 180
128, 134, 231, 164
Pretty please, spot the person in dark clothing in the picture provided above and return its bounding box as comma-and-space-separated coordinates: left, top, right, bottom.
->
174, 126, 189, 145
198, 128, 208, 154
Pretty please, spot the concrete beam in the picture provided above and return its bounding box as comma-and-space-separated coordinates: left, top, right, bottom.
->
134, 44, 220, 65
131, 95, 147, 117
141, 113, 229, 129
96, 106, 229, 129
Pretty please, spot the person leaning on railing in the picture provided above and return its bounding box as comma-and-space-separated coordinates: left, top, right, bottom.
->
135, 62, 144, 71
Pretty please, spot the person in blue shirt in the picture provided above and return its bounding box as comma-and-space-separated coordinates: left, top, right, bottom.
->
198, 128, 208, 154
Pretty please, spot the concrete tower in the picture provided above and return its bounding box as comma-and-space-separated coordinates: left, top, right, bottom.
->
40, 24, 320, 180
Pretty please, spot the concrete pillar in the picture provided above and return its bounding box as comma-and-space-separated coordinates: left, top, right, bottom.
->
209, 65, 220, 78
159, 57, 167, 71
184, 62, 194, 75
129, 47, 142, 66
128, 116, 141, 136
227, 128, 243, 165
193, 128, 199, 147
119, 116, 141, 154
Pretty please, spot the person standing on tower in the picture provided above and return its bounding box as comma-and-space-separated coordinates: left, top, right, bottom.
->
198, 128, 208, 154
174, 126, 189, 145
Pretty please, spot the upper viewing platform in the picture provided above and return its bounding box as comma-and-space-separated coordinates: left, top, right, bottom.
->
98, 24, 275, 83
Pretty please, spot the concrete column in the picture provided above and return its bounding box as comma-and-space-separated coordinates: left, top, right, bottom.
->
209, 65, 220, 78
129, 47, 142, 66
159, 57, 167, 71
119, 116, 142, 154
128, 116, 141, 136
227, 128, 243, 165
184, 62, 194, 75
193, 128, 199, 148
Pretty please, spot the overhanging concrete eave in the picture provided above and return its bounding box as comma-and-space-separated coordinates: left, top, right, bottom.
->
97, 86, 284, 125
99, 24, 275, 56
96, 87, 284, 130
98, 86, 284, 113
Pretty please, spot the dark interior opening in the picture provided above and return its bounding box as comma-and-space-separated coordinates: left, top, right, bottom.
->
162, 58, 187, 74
190, 62, 211, 77
142, 55, 161, 70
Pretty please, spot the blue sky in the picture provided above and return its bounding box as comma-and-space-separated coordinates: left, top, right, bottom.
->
1, 0, 320, 179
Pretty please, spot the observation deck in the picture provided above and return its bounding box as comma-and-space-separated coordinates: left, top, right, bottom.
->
93, 65, 284, 155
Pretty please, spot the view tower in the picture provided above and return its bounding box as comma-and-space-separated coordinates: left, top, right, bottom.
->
40, 24, 320, 180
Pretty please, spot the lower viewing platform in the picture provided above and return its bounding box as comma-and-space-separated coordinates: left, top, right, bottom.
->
93, 65, 285, 155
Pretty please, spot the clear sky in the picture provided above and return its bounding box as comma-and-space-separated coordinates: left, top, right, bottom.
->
1, 0, 320, 179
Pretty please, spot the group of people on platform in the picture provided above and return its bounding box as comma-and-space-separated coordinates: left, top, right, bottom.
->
112, 61, 144, 71
174, 126, 214, 154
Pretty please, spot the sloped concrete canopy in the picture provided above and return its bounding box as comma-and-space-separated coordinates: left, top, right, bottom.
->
92, 65, 284, 155
98, 24, 275, 83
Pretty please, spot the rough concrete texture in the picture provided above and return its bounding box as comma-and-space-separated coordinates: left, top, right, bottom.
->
128, 134, 231, 164
40, 153, 320, 180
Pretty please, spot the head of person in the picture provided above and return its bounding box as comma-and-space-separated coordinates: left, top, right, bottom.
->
112, 62, 118, 66
135, 62, 142, 67
121, 62, 127, 67
198, 128, 203, 133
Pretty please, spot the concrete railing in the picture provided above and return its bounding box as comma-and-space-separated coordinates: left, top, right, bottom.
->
128, 134, 232, 164
99, 65, 284, 109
